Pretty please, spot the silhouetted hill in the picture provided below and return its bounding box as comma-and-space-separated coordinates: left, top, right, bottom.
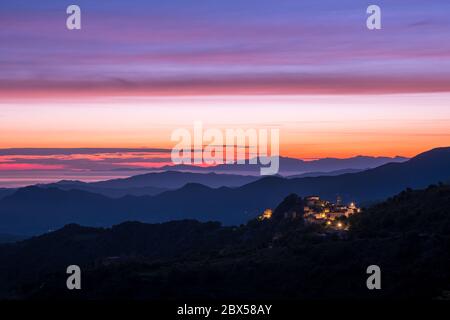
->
0, 184, 449, 300
39, 181, 167, 198
350, 183, 450, 237
0, 188, 16, 200
0, 219, 241, 297
91, 171, 259, 189
0, 187, 128, 235
35, 171, 259, 198
0, 233, 27, 243
0, 183, 257, 235
287, 168, 364, 178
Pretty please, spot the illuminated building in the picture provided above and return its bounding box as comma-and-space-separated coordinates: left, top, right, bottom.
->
259, 209, 273, 220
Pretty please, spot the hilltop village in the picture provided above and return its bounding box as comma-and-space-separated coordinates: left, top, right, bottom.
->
259, 195, 361, 230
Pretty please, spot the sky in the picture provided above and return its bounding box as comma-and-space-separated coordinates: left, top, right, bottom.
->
0, 0, 449, 183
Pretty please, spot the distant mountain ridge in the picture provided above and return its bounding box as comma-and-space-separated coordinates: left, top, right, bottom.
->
0, 148, 447, 235
161, 155, 408, 175
35, 171, 260, 198
287, 168, 364, 178
91, 171, 259, 189
38, 181, 167, 198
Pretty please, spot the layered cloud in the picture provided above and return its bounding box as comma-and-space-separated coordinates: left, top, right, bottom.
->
0, 148, 173, 171
1, 0, 450, 98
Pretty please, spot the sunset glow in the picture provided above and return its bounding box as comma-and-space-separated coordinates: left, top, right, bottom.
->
2, 94, 449, 159
1, 0, 449, 183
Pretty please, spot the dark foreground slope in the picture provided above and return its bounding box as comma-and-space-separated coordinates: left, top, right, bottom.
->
0, 184, 449, 300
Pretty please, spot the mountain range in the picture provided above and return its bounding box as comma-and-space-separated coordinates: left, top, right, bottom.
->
35, 171, 260, 198
160, 155, 408, 175
0, 147, 448, 235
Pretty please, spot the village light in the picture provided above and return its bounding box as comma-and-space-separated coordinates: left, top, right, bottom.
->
258, 209, 273, 221
337, 222, 343, 228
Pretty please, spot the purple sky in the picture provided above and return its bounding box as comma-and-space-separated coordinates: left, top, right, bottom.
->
1, 0, 449, 96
